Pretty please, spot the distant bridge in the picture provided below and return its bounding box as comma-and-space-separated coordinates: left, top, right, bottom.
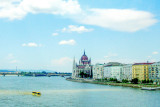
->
0, 72, 71, 77
0, 72, 21, 76
47, 73, 71, 76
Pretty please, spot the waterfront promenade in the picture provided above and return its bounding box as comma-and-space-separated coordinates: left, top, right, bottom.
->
66, 78, 160, 88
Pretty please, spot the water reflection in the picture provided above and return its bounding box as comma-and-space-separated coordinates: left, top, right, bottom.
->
0, 90, 32, 95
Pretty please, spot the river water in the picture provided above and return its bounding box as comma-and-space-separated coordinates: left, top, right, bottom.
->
0, 76, 160, 107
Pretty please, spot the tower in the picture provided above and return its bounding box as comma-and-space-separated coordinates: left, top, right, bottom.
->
72, 57, 76, 78
72, 50, 92, 78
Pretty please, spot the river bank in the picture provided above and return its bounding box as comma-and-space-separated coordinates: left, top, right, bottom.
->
66, 78, 160, 88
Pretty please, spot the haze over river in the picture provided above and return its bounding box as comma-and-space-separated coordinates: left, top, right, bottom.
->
0, 76, 160, 107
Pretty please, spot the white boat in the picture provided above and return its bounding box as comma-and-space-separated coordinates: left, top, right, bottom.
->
141, 87, 156, 90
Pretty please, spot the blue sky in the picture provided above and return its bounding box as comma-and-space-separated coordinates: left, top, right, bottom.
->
0, 0, 160, 72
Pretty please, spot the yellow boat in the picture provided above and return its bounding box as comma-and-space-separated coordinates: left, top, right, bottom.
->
32, 91, 41, 96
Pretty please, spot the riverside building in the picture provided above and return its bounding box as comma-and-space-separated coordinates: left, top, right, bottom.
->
104, 62, 124, 81
93, 63, 104, 79
122, 64, 132, 81
72, 51, 92, 78
149, 62, 160, 84
132, 63, 153, 81
110, 65, 124, 81
104, 65, 112, 79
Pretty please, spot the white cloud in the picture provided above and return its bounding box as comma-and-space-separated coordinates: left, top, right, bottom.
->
52, 33, 59, 36
0, 0, 82, 20
104, 52, 118, 58
0, 0, 27, 20
51, 57, 73, 72
6, 53, 19, 63
147, 56, 152, 58
79, 9, 157, 32
7, 53, 15, 60
51, 57, 72, 66
62, 25, 93, 33
59, 39, 76, 45
10, 60, 19, 63
152, 51, 158, 55
22, 42, 42, 47
0, 1, 157, 32
150, 59, 156, 62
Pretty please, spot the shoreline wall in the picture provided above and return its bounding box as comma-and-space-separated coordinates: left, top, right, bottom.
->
66, 78, 160, 88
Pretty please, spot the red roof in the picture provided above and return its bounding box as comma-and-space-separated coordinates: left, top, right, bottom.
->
133, 63, 154, 65
77, 65, 85, 69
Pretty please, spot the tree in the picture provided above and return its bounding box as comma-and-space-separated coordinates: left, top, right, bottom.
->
109, 78, 114, 81
79, 72, 84, 78
113, 78, 117, 82
116, 81, 121, 83
142, 80, 146, 83
150, 80, 153, 83
42, 71, 47, 74
122, 79, 129, 83
146, 80, 149, 83
109, 78, 117, 82
84, 73, 88, 78
104, 78, 108, 81
131, 78, 138, 84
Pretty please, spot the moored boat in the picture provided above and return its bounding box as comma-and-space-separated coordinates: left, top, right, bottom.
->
141, 87, 156, 90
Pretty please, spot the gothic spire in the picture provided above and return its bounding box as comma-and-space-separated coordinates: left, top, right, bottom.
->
73, 57, 75, 65
84, 49, 85, 55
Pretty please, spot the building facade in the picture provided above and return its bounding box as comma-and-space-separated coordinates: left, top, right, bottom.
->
93, 63, 104, 79
110, 66, 123, 81
149, 62, 160, 84
72, 51, 92, 78
122, 64, 132, 81
132, 63, 153, 81
103, 62, 124, 81
104, 65, 112, 79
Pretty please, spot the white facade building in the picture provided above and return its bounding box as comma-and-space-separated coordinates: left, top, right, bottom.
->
93, 64, 104, 79
122, 64, 132, 81
103, 62, 124, 81
104, 65, 112, 79
110, 66, 123, 81
149, 62, 160, 84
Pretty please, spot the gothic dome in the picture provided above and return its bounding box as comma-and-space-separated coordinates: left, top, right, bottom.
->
81, 51, 88, 60
81, 55, 88, 60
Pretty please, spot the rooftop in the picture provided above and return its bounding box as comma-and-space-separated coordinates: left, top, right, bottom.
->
133, 63, 154, 65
